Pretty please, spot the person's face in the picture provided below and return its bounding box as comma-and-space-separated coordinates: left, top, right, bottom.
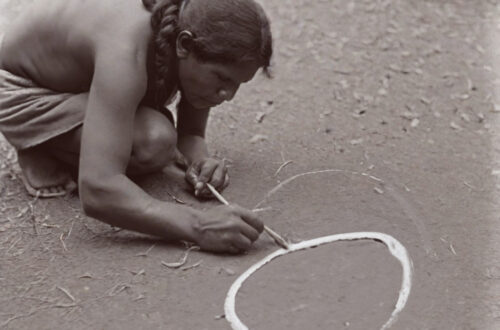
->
176, 33, 260, 109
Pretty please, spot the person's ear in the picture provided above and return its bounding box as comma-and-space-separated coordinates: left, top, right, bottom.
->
176, 30, 194, 59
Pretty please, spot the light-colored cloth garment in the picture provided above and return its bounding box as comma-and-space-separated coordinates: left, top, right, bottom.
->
0, 69, 86, 150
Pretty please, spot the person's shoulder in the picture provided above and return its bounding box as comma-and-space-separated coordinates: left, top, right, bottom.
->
91, 0, 151, 38
87, 1, 151, 59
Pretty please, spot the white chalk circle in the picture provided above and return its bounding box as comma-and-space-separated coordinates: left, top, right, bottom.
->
224, 232, 413, 330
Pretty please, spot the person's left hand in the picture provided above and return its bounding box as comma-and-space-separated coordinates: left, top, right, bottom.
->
185, 157, 229, 198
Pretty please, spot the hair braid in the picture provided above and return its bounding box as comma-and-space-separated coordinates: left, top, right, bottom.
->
143, 0, 182, 108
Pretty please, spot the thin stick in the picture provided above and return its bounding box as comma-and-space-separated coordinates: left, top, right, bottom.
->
273, 160, 293, 177
206, 183, 289, 249
56, 286, 76, 303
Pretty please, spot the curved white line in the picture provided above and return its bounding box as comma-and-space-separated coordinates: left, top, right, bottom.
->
225, 232, 413, 330
253, 169, 375, 209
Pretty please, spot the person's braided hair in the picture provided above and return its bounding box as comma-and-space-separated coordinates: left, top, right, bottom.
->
142, 0, 182, 107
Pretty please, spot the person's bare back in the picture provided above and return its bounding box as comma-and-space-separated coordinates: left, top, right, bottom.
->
0, 0, 154, 197
0, 0, 151, 93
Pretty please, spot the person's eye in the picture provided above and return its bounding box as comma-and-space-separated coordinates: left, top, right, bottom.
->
216, 73, 230, 83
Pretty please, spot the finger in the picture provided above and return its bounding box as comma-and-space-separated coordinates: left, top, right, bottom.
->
209, 161, 227, 188
221, 173, 230, 190
231, 205, 264, 233
227, 245, 241, 255
185, 162, 201, 186
197, 188, 216, 198
198, 161, 218, 184
196, 162, 218, 195
231, 234, 252, 252
174, 149, 189, 170
238, 222, 260, 242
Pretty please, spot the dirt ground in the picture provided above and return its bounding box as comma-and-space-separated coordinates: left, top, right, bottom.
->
2, 0, 500, 329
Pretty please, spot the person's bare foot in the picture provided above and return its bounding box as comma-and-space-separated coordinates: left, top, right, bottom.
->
17, 147, 77, 198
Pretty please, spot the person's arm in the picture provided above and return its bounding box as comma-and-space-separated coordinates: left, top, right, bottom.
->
78, 41, 196, 240
176, 96, 210, 164
177, 97, 229, 196
78, 39, 262, 253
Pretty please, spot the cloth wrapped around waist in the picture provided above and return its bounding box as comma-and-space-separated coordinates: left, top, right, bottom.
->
0, 69, 86, 150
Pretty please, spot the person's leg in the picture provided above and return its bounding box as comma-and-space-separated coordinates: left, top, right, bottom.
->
17, 145, 77, 197
45, 103, 178, 176
15, 93, 90, 197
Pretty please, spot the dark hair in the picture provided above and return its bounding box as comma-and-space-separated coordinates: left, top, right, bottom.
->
142, 0, 273, 106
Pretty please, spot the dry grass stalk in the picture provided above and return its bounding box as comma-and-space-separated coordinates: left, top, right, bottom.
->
161, 246, 200, 269
135, 244, 155, 257
59, 233, 68, 252
273, 160, 293, 177
56, 286, 76, 303
181, 260, 203, 271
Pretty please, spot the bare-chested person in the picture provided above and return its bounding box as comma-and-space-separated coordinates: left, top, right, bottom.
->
0, 0, 273, 254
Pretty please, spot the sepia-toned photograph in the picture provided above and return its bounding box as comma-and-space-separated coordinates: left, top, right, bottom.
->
0, 0, 499, 329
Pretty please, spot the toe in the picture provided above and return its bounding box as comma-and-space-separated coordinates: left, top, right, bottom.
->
38, 185, 66, 197
39, 188, 53, 197
65, 180, 77, 193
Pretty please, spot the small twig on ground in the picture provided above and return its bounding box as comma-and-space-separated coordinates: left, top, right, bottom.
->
135, 244, 155, 257
14, 207, 29, 219
66, 220, 76, 239
133, 294, 145, 302
181, 260, 203, 271
131, 269, 145, 276
53, 302, 78, 309
252, 207, 273, 213
361, 172, 384, 183
440, 237, 457, 256
449, 243, 457, 256
273, 160, 293, 177
108, 283, 130, 297
161, 246, 200, 269
60, 233, 68, 252
28, 192, 40, 235
463, 181, 477, 191
166, 191, 186, 204
41, 223, 60, 229
56, 286, 76, 303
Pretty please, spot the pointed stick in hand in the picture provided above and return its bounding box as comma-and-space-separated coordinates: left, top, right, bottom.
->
206, 183, 289, 249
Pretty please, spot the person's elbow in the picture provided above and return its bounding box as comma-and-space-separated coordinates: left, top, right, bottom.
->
79, 174, 113, 219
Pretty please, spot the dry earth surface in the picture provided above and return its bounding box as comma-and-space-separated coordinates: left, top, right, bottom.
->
1, 0, 500, 329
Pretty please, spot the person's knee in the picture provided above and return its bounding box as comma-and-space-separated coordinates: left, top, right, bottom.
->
132, 115, 177, 171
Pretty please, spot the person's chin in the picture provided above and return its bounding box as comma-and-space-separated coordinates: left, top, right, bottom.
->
196, 97, 219, 109
183, 93, 213, 109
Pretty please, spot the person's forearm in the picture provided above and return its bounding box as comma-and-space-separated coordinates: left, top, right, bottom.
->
177, 134, 209, 164
81, 174, 200, 241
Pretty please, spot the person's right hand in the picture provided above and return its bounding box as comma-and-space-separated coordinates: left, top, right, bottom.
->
192, 204, 264, 254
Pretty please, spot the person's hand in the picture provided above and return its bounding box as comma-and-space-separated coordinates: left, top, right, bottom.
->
185, 157, 229, 198
192, 204, 263, 254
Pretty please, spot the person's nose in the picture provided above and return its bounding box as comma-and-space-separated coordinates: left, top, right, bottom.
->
218, 85, 239, 102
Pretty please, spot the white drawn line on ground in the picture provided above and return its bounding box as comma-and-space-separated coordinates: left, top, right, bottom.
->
253, 168, 436, 259
224, 232, 413, 330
